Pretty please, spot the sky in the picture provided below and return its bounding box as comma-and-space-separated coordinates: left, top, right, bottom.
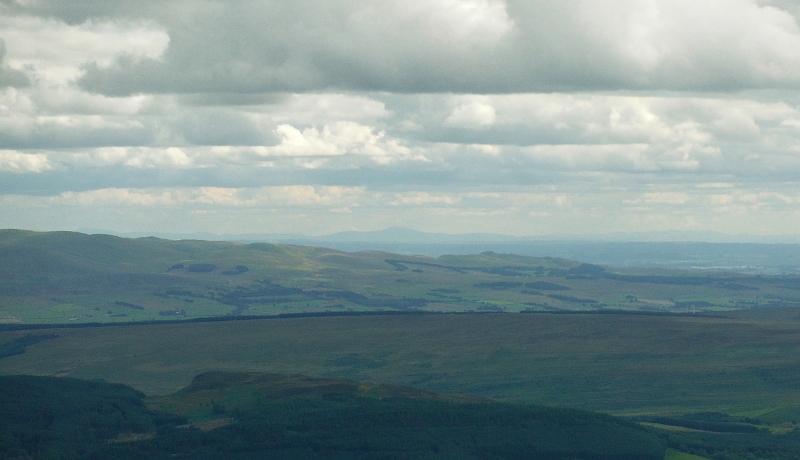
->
2, 0, 800, 238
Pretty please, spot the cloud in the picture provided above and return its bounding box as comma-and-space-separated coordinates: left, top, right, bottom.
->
55, 188, 174, 206
254, 121, 425, 164
5, 88, 800, 188
0, 150, 50, 172
0, 39, 29, 87
390, 191, 461, 206
0, 107, 153, 150
627, 192, 693, 205
0, 15, 168, 85
3, 0, 800, 237
55, 147, 195, 169
119, 147, 192, 168
51, 185, 367, 208
444, 96, 497, 128
37, 0, 800, 95
266, 93, 391, 124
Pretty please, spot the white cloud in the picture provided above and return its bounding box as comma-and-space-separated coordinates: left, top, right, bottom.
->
444, 96, 497, 128
55, 147, 193, 169
0, 149, 50, 172
519, 143, 703, 172
642, 192, 693, 205
50, 185, 367, 208
257, 121, 423, 164
390, 191, 461, 206
266, 125, 345, 156
257, 93, 391, 125
371, 0, 513, 45
0, 15, 168, 84
121, 147, 192, 168
251, 185, 366, 206
568, 0, 800, 88
55, 188, 172, 206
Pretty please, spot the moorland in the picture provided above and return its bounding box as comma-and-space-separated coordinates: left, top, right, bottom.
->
5, 230, 800, 459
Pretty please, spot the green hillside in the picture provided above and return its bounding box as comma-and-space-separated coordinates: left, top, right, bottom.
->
3, 229, 800, 324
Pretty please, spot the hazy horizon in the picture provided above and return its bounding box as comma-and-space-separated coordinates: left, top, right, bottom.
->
60, 225, 800, 245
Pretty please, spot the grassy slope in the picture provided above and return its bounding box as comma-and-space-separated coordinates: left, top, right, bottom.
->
665, 449, 711, 460
4, 230, 800, 324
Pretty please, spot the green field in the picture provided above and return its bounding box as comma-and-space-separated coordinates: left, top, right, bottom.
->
665, 449, 711, 460
4, 229, 800, 324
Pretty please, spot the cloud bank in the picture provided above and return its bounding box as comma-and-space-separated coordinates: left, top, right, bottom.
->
1, 0, 800, 237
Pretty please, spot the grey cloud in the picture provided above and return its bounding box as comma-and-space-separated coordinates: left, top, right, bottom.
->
173, 111, 278, 146
0, 0, 163, 25
177, 93, 289, 107
0, 122, 152, 150
406, 126, 585, 147
0, 65, 28, 87
39, 0, 800, 96
0, 39, 29, 87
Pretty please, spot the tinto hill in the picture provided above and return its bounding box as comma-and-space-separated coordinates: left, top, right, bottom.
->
0, 372, 666, 460
2, 229, 800, 324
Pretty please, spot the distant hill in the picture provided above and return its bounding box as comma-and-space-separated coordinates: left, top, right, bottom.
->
85, 226, 800, 245
3, 229, 800, 325
83, 226, 800, 273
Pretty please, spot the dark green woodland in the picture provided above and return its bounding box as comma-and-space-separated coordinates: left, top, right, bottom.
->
1, 372, 667, 460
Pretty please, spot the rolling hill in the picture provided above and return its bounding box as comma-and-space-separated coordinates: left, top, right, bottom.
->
3, 229, 800, 324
